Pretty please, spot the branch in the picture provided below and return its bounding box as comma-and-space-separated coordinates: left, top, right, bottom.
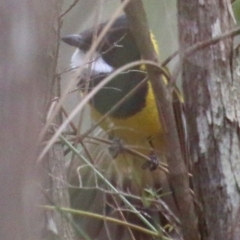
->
123, 1, 199, 240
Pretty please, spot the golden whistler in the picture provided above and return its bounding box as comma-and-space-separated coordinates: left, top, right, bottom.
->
62, 15, 184, 240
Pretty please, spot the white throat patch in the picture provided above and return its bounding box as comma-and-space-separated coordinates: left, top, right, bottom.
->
71, 49, 114, 73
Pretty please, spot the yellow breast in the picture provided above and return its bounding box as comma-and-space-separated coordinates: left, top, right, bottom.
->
90, 81, 165, 153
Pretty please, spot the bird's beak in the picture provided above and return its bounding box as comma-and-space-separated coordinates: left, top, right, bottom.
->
61, 34, 90, 50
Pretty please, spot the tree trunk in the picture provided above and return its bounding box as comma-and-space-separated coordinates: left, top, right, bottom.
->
0, 1, 70, 239
178, 1, 240, 239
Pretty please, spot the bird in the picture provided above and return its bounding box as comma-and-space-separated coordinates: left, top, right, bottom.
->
62, 15, 185, 240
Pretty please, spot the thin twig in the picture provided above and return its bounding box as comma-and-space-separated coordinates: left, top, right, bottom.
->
60, 0, 80, 19
59, 135, 159, 233
42, 205, 169, 239
124, 1, 199, 240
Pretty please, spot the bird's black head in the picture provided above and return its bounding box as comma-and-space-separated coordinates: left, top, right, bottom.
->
62, 15, 141, 69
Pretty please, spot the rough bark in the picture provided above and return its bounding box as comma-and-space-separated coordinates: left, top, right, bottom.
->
178, 1, 240, 239
47, 79, 76, 240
